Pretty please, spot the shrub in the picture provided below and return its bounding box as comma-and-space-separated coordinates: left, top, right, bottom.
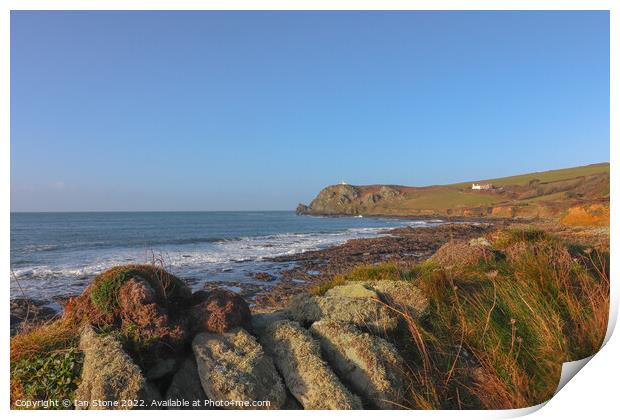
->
10, 318, 83, 409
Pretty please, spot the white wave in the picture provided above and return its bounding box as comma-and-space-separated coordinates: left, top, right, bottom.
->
11, 219, 444, 300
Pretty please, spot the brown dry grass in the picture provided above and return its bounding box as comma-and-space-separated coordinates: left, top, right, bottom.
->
340, 227, 609, 409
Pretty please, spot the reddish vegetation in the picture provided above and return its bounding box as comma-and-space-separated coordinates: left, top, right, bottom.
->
61, 264, 253, 365
189, 289, 252, 334
116, 278, 185, 344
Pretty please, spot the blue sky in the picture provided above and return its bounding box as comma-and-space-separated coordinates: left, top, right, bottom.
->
11, 11, 609, 211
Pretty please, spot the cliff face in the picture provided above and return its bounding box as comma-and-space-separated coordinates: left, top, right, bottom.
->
297, 184, 404, 216
296, 164, 610, 224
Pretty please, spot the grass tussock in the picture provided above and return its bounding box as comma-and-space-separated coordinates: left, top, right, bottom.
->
392, 228, 610, 409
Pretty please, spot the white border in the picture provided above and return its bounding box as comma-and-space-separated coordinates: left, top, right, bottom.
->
2, 2, 616, 419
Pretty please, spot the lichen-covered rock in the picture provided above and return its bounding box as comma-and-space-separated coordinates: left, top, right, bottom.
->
324, 283, 379, 299
75, 325, 160, 410
287, 294, 398, 335
192, 328, 286, 409
164, 357, 208, 409
354, 281, 429, 318
189, 289, 252, 334
258, 319, 362, 410
310, 320, 408, 409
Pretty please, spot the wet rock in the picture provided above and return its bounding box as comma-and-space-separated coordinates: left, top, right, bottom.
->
165, 357, 208, 409
287, 294, 398, 335
310, 320, 408, 409
75, 325, 161, 409
254, 272, 275, 282
192, 328, 286, 409
258, 319, 362, 409
189, 289, 252, 334
10, 298, 58, 335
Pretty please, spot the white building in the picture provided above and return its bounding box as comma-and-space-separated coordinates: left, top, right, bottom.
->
472, 183, 494, 190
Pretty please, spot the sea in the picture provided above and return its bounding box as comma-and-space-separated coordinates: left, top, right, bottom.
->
10, 211, 445, 301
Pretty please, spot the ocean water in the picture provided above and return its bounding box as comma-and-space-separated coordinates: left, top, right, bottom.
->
10, 211, 444, 300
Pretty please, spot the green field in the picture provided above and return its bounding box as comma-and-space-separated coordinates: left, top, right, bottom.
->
451, 162, 609, 188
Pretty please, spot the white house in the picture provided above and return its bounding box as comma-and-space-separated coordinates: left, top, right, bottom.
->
472, 183, 494, 190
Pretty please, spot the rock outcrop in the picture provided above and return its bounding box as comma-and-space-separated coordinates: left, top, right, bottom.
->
258, 319, 362, 409
75, 325, 160, 409
310, 320, 407, 409
354, 281, 429, 318
192, 328, 286, 409
295, 164, 609, 220
287, 294, 398, 335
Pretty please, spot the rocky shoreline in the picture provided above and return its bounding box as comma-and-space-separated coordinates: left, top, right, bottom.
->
10, 220, 609, 410
10, 222, 501, 335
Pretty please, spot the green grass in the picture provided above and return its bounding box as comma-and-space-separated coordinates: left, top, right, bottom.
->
316, 228, 610, 409
90, 268, 143, 314
452, 162, 609, 188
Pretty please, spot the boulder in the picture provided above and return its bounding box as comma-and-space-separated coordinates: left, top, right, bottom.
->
324, 283, 379, 299
258, 319, 362, 409
164, 357, 208, 409
145, 358, 177, 380
310, 320, 408, 409
75, 325, 160, 409
189, 289, 252, 334
192, 328, 286, 409
355, 281, 429, 318
287, 294, 398, 335
251, 310, 290, 336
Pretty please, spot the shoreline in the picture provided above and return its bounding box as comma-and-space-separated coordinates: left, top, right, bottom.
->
10, 220, 499, 333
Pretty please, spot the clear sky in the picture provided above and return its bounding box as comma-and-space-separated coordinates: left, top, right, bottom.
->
11, 11, 609, 212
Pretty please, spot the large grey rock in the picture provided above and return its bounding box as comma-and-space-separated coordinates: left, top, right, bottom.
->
310, 320, 408, 409
287, 294, 398, 335
259, 319, 362, 410
192, 328, 286, 409
164, 357, 208, 409
75, 325, 160, 410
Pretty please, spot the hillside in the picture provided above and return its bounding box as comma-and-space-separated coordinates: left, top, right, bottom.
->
296, 163, 609, 223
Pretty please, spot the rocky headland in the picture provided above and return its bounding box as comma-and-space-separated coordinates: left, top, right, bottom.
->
296, 163, 610, 222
